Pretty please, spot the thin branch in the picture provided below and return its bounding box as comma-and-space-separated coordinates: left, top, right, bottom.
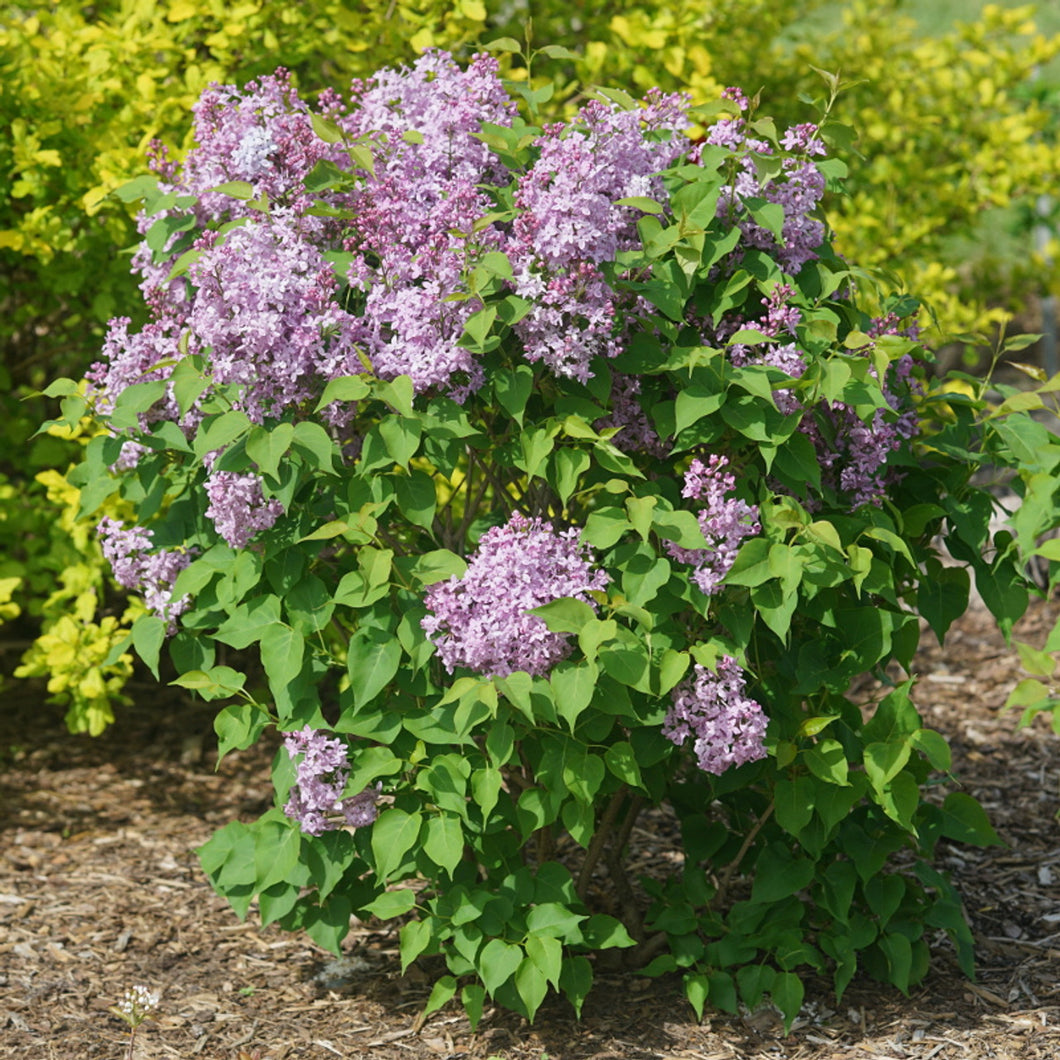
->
715, 801, 774, 907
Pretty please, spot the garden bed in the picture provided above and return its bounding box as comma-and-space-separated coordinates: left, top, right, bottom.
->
1, 593, 1058, 1060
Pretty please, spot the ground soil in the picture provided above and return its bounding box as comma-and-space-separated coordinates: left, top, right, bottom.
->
1, 596, 1058, 1060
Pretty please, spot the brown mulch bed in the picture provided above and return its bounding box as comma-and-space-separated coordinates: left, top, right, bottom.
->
1, 597, 1058, 1060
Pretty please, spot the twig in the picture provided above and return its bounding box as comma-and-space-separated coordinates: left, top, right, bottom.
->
716, 801, 774, 906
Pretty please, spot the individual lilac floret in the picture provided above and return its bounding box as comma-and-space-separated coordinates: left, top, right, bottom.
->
421, 512, 609, 678
204, 470, 284, 549
663, 656, 768, 775
96, 517, 192, 633
665, 456, 760, 595
283, 726, 381, 836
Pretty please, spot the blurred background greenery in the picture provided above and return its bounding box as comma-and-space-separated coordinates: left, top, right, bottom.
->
2, 0, 1058, 731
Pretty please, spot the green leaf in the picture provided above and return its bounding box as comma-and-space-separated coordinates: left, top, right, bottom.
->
494, 363, 534, 423
213, 702, 269, 760
423, 814, 464, 876
132, 614, 166, 679
478, 938, 523, 995
751, 844, 815, 902
582, 507, 631, 548
580, 914, 636, 949
864, 740, 912, 794
803, 739, 849, 786
604, 741, 644, 789
526, 902, 587, 940
550, 446, 590, 506
517, 427, 554, 479
938, 792, 1002, 846
559, 956, 593, 1018
400, 918, 433, 973
364, 888, 416, 919
470, 766, 503, 819
422, 975, 458, 1019
316, 373, 371, 410
379, 415, 421, 468
193, 409, 252, 457
657, 649, 690, 695
774, 775, 815, 837
260, 623, 304, 699
347, 627, 402, 710
910, 728, 951, 772
684, 972, 710, 1021
525, 935, 563, 988
172, 664, 247, 700
246, 422, 295, 481
461, 983, 487, 1031
514, 958, 548, 1020
310, 112, 345, 143
529, 596, 596, 633
772, 971, 805, 1029
394, 469, 436, 529
371, 807, 422, 880
292, 420, 338, 473
550, 660, 597, 730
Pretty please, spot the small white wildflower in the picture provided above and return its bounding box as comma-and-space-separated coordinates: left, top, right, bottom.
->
113, 984, 160, 1028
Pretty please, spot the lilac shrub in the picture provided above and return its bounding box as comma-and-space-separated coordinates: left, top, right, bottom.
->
55, 47, 1035, 1029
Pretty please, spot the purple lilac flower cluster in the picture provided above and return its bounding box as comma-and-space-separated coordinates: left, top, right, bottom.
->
595, 373, 669, 456
421, 512, 609, 678
698, 89, 826, 274
726, 285, 808, 414
665, 456, 760, 595
334, 51, 516, 398
798, 315, 921, 509
203, 470, 285, 549
509, 92, 689, 382
282, 726, 380, 836
96, 517, 192, 633
663, 656, 768, 775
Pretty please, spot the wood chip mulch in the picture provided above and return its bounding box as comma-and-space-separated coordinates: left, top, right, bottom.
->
1, 594, 1058, 1060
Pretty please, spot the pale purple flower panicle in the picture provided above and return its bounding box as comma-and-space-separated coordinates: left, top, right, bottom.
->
96, 517, 192, 633
798, 314, 921, 510
508, 92, 689, 381
186, 213, 369, 423
595, 373, 669, 456
699, 91, 826, 274
204, 470, 284, 549
421, 512, 609, 678
663, 656, 768, 775
666, 455, 760, 595
283, 726, 381, 836
336, 51, 515, 398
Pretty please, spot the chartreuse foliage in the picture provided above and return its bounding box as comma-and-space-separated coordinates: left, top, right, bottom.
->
46, 48, 1060, 1027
